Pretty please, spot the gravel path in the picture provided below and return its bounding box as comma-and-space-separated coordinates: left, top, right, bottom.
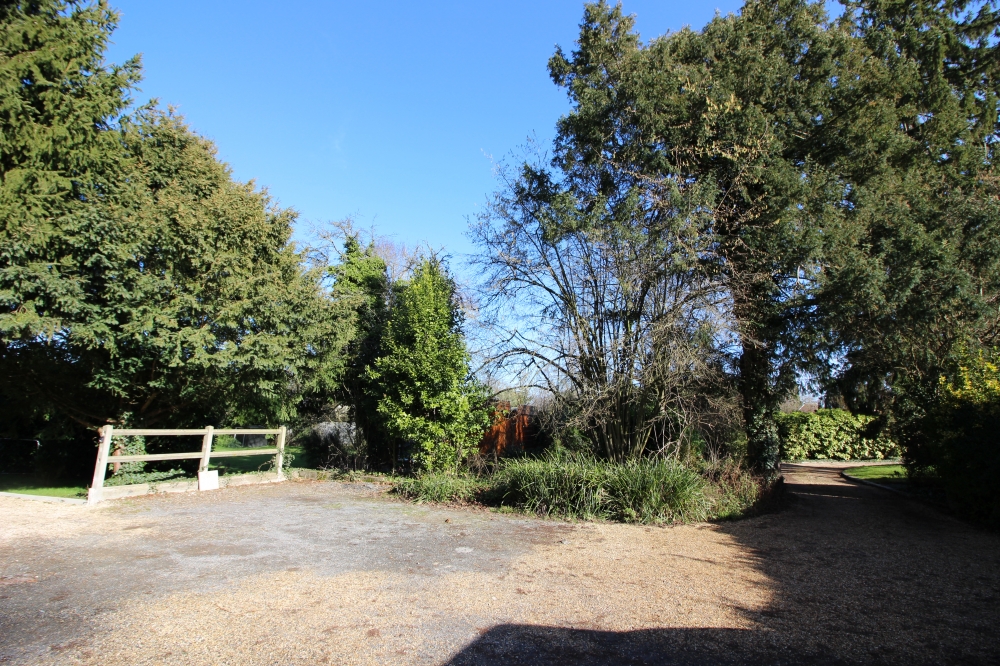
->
1, 465, 998, 665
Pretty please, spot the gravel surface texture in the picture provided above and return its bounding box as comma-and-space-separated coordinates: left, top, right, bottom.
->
1, 463, 998, 665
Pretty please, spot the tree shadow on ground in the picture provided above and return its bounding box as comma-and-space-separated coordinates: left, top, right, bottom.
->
446, 464, 1000, 665
445, 625, 831, 665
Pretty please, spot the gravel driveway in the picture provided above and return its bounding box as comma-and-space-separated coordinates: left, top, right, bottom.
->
1, 463, 998, 665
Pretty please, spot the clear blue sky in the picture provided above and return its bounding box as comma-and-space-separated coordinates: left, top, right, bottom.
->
104, 1, 744, 259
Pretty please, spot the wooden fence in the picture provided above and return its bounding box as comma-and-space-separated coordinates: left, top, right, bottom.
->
88, 425, 287, 505
479, 405, 540, 457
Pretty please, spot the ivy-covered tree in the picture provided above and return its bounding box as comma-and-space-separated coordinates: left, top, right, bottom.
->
367, 258, 490, 471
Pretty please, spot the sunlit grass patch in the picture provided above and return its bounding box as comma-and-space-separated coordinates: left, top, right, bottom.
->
843, 464, 907, 482
0, 475, 87, 499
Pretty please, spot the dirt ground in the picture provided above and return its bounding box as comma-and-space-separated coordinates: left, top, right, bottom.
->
1, 463, 998, 665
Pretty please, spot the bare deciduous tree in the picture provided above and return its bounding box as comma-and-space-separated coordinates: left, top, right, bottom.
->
471, 158, 741, 461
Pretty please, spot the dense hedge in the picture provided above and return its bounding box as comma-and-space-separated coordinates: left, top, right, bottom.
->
776, 409, 899, 461
908, 352, 1000, 526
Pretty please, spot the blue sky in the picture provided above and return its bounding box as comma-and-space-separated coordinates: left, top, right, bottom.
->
104, 1, 745, 260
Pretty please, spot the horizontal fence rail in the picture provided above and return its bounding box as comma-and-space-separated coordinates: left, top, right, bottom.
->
107, 428, 282, 436
88, 425, 287, 505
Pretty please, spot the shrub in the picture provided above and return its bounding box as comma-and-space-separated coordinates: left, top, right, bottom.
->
111, 436, 147, 474
776, 409, 899, 461
393, 473, 484, 503
702, 459, 765, 520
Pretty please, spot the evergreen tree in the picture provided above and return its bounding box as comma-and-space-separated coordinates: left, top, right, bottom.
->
328, 235, 391, 465
2, 108, 351, 432
1, 0, 138, 443
816, 0, 1000, 421
367, 258, 489, 471
1, 2, 351, 447
1, 1, 139, 342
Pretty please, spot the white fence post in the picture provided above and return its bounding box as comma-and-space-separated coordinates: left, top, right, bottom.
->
199, 426, 214, 472
198, 426, 219, 491
275, 426, 287, 481
88, 425, 114, 505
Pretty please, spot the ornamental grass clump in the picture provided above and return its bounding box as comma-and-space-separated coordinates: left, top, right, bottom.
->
391, 451, 766, 523
494, 456, 609, 519
603, 459, 712, 523
392, 473, 483, 504
493, 454, 714, 524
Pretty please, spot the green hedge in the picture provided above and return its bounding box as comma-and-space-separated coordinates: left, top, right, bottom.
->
908, 352, 1000, 526
776, 409, 899, 461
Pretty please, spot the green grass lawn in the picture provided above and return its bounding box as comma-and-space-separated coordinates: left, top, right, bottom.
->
843, 464, 908, 482
843, 463, 949, 508
208, 445, 307, 475
0, 474, 87, 498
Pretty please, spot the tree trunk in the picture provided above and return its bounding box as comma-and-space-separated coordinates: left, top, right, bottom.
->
738, 334, 782, 481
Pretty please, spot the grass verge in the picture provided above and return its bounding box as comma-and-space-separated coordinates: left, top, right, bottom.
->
842, 463, 950, 511
843, 464, 907, 482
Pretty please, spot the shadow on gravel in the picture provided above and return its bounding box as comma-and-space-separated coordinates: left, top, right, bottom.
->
448, 469, 1000, 666
444, 625, 820, 666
